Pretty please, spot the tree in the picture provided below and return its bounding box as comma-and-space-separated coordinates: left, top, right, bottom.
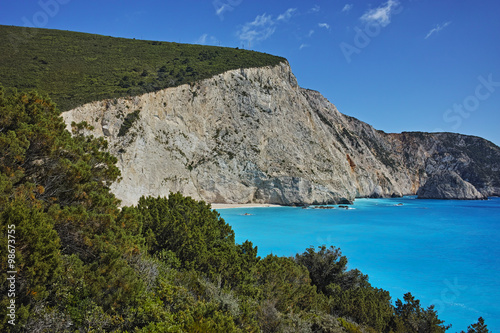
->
134, 194, 259, 289
329, 284, 393, 331
295, 245, 369, 294
461, 317, 490, 333
0, 87, 121, 209
392, 292, 451, 333
254, 255, 317, 313
0, 87, 145, 331
0, 199, 63, 329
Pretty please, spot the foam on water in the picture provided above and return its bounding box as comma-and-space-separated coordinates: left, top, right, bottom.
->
218, 196, 500, 332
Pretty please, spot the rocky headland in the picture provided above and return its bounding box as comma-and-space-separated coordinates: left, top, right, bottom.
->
63, 62, 500, 205
416, 171, 486, 200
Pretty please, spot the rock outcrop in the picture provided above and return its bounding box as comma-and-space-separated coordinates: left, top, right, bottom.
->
62, 62, 500, 206
416, 171, 486, 199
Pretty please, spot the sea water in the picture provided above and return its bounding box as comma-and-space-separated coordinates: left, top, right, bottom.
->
218, 196, 500, 332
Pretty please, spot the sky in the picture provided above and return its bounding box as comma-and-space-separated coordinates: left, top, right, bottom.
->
1, 0, 500, 145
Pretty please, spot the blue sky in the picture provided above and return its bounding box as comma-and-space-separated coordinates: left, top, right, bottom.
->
1, 0, 500, 145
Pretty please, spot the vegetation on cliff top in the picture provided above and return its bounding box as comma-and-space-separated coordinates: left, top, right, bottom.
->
1, 87, 491, 332
0, 25, 286, 111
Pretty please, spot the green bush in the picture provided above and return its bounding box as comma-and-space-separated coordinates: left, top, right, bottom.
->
255, 255, 318, 313
133, 194, 260, 290
337, 317, 363, 333
118, 109, 140, 137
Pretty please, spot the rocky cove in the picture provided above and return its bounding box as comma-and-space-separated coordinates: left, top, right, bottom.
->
62, 62, 500, 206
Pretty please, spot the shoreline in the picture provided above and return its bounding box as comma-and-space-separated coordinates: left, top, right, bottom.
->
209, 195, 496, 209
211, 203, 282, 209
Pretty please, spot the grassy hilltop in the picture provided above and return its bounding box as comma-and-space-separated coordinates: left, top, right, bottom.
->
0, 25, 286, 111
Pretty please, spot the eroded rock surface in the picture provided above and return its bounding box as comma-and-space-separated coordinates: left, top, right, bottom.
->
63, 62, 500, 205
417, 171, 486, 199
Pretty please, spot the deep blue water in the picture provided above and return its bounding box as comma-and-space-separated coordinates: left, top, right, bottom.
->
218, 196, 500, 332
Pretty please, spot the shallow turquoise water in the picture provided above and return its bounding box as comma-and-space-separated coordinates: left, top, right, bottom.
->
218, 197, 500, 332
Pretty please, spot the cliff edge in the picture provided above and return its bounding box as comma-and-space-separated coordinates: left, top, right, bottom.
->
63, 62, 500, 205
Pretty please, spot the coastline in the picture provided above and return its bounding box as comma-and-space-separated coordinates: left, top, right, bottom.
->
211, 203, 282, 209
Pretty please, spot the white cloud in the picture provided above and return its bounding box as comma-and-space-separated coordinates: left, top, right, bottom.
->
342, 4, 353, 13
253, 13, 274, 26
194, 34, 219, 45
215, 4, 232, 18
299, 43, 309, 50
195, 33, 208, 45
360, 0, 400, 27
425, 21, 451, 39
308, 29, 315, 37
237, 13, 276, 44
318, 23, 330, 29
237, 8, 299, 44
309, 5, 320, 13
277, 8, 297, 21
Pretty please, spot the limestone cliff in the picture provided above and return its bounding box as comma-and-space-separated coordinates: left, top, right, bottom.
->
62, 62, 500, 206
417, 171, 486, 200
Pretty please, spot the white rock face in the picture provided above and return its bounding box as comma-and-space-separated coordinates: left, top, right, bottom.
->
417, 171, 486, 200
63, 62, 500, 206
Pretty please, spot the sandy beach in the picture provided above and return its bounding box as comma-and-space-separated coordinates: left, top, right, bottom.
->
210, 203, 282, 209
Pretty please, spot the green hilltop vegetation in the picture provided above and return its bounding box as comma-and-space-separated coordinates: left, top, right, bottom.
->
0, 87, 491, 333
0, 25, 286, 111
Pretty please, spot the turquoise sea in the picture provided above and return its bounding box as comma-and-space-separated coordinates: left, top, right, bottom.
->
218, 196, 500, 332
